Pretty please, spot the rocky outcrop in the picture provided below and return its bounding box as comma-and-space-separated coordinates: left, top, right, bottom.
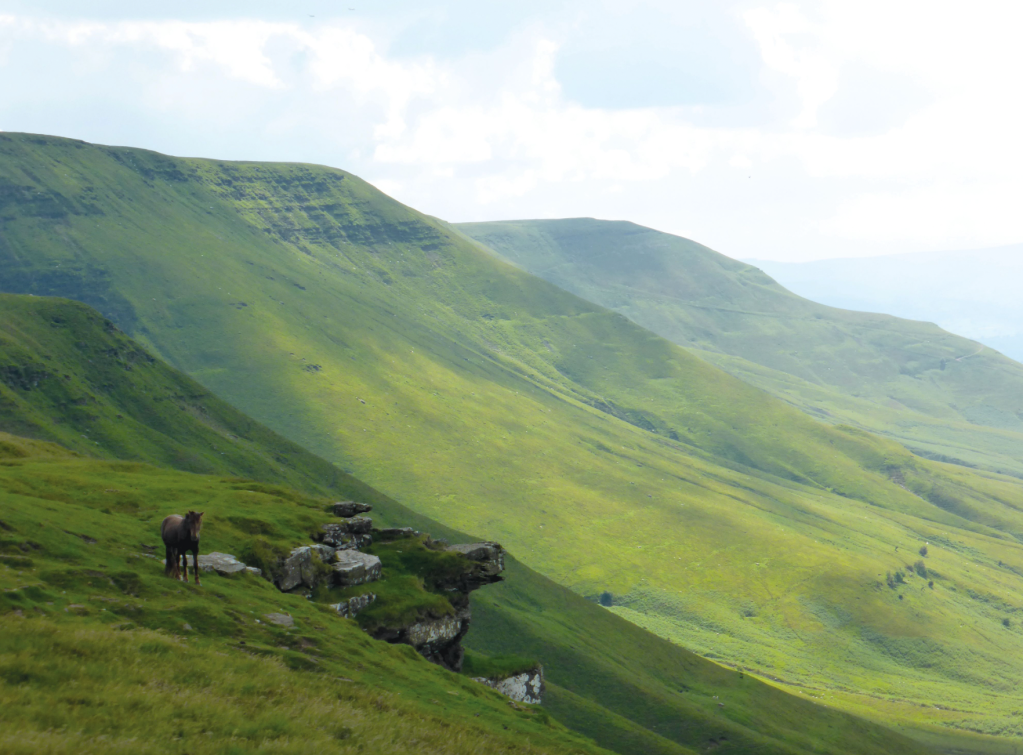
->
446, 542, 505, 591
253, 501, 515, 683
319, 519, 373, 550
473, 666, 545, 705
373, 606, 472, 671
365, 541, 506, 672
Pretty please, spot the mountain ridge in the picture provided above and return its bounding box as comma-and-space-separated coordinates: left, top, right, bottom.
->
457, 218, 1023, 476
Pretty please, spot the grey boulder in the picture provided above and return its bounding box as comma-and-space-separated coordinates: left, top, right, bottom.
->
276, 545, 335, 592
196, 552, 247, 576
332, 501, 373, 518
332, 550, 382, 586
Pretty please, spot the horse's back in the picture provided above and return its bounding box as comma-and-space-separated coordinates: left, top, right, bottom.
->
161, 514, 184, 543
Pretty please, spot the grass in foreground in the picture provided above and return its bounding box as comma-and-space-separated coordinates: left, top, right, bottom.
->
0, 436, 605, 755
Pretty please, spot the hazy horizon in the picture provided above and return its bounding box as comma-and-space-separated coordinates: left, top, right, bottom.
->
2, 0, 1023, 262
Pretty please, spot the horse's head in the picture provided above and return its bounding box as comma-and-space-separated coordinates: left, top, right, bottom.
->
185, 510, 205, 540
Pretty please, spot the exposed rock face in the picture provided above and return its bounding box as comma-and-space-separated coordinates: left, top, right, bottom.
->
330, 593, 376, 618
332, 550, 382, 586
332, 501, 372, 517
443, 542, 506, 592
368, 543, 506, 672
373, 606, 472, 671
473, 666, 545, 705
320, 521, 373, 550
276, 545, 333, 592
263, 522, 508, 677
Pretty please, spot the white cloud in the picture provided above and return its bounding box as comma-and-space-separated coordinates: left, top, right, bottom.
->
0, 3, 1021, 261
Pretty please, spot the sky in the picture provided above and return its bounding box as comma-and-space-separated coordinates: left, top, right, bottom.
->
1, 0, 1022, 262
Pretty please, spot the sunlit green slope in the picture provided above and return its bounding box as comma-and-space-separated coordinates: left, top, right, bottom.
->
457, 219, 1023, 476
2, 134, 1023, 750
0, 293, 922, 755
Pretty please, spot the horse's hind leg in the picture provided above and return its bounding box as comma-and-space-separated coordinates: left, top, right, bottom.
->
165, 546, 177, 579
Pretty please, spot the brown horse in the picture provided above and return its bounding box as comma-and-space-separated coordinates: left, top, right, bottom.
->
161, 511, 204, 585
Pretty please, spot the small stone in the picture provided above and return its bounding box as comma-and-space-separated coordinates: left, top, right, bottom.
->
264, 613, 294, 627
245, 566, 263, 577
182, 623, 193, 631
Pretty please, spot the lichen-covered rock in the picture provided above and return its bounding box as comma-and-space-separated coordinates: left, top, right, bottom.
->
473, 666, 545, 705
196, 552, 247, 576
275, 545, 334, 592
332, 550, 382, 586
330, 593, 377, 618
320, 522, 373, 550
344, 516, 373, 534
445, 542, 505, 591
332, 501, 373, 518
373, 606, 471, 671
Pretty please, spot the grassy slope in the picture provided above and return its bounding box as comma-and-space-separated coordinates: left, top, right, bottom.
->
0, 433, 611, 755
456, 219, 1023, 477
1, 134, 1022, 750
0, 294, 924, 755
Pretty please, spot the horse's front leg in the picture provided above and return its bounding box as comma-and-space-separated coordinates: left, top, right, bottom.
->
181, 551, 188, 582
192, 549, 201, 586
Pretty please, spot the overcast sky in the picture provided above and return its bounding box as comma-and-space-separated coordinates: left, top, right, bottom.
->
1, 0, 1021, 261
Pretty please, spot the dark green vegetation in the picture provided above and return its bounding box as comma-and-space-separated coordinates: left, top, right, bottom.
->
0, 294, 924, 755
458, 219, 1023, 477
1, 133, 1022, 751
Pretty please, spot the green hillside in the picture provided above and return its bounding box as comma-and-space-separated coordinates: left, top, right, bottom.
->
2, 134, 1023, 751
0, 432, 612, 755
457, 219, 1023, 477
0, 293, 924, 755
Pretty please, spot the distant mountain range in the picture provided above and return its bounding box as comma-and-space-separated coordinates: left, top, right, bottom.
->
459, 219, 1023, 476
748, 245, 1023, 364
